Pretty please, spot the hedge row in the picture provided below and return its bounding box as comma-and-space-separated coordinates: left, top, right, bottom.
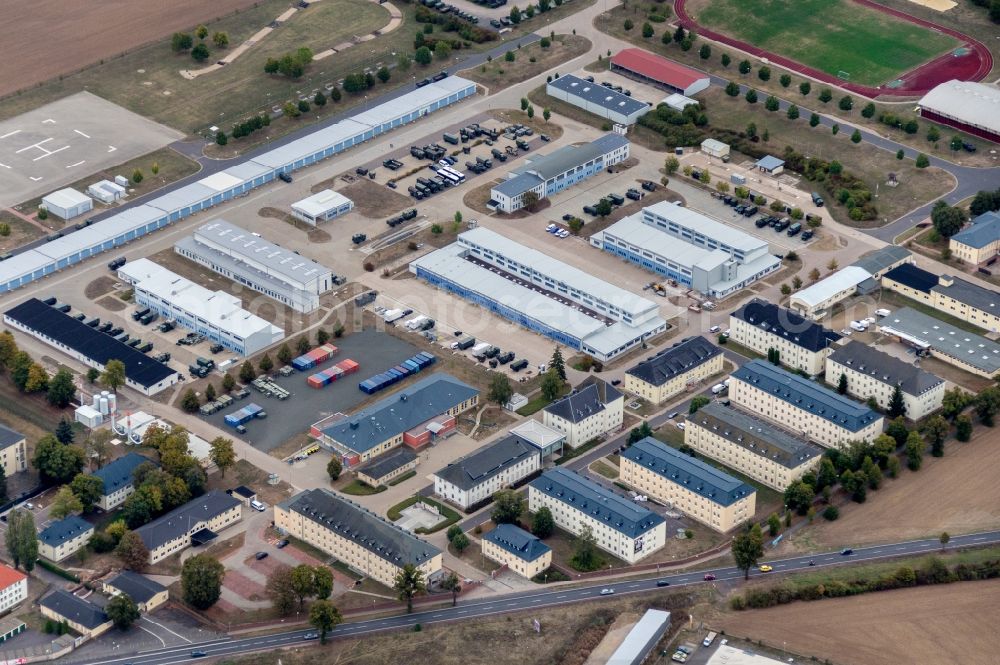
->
731, 557, 1000, 610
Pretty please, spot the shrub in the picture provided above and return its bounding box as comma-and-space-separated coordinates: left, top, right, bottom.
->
822, 505, 839, 521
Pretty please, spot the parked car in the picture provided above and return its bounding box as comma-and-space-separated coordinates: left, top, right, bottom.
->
278, 172, 293, 183
255, 552, 268, 560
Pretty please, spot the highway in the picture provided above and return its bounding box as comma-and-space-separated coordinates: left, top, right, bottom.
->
70, 530, 1000, 665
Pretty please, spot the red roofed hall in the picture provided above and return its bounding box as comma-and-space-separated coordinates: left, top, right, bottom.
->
611, 48, 710, 97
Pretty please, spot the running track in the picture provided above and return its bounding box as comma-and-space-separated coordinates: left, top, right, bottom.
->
674, 0, 993, 98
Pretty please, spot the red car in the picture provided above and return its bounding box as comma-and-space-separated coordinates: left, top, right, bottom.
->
703, 573, 717, 581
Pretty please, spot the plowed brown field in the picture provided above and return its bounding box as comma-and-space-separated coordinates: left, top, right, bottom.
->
0, 0, 259, 97
720, 579, 1000, 665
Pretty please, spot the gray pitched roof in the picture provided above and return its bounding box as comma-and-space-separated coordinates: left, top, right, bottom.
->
691, 403, 823, 469
492, 172, 543, 198
733, 299, 842, 353
277, 488, 440, 566
544, 377, 622, 424
952, 210, 1000, 249
38, 515, 93, 548
885, 263, 1000, 319
321, 374, 478, 454
483, 524, 551, 562
433, 434, 539, 491
512, 133, 629, 181
850, 246, 911, 275
93, 452, 157, 497
0, 424, 24, 452
135, 490, 241, 551
356, 448, 418, 482
547, 75, 650, 117
529, 468, 664, 538
626, 336, 722, 386
40, 590, 108, 630
105, 571, 167, 605
732, 360, 881, 432
877, 307, 1000, 375
622, 438, 756, 507
828, 340, 944, 396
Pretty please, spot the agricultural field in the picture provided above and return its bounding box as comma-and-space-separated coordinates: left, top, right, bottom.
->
0, 0, 407, 133
784, 425, 1000, 552
686, 0, 959, 85
720, 578, 1000, 665
0, 0, 261, 97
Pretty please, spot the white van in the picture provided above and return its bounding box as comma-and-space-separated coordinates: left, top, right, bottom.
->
711, 383, 727, 395
703, 631, 717, 647
849, 320, 868, 332
250, 500, 266, 512
875, 308, 891, 318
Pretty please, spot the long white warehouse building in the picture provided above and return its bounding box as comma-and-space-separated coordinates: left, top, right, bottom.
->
411, 227, 666, 361
118, 259, 284, 356
0, 77, 476, 294
175, 219, 334, 313
590, 201, 781, 298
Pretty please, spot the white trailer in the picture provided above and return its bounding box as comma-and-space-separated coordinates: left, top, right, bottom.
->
383, 309, 405, 323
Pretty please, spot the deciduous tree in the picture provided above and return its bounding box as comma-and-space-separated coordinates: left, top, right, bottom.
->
309, 600, 342, 643
731, 523, 764, 579
182, 555, 225, 609
116, 531, 149, 572
491, 489, 524, 524
394, 563, 426, 613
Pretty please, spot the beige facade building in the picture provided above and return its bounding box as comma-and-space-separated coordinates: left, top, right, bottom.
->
355, 449, 419, 487
93, 452, 157, 511
102, 571, 169, 613
684, 403, 823, 491
620, 438, 756, 532
481, 524, 552, 579
730, 360, 884, 448
826, 341, 945, 420
0, 426, 27, 478
275, 488, 443, 587
40, 590, 111, 640
882, 264, 1000, 333
949, 212, 1000, 265
37, 516, 93, 563
528, 468, 666, 564
624, 336, 723, 405
542, 377, 623, 448
730, 299, 842, 376
136, 491, 242, 564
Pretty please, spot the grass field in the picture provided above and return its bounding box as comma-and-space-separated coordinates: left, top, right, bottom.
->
688, 0, 959, 86
720, 578, 1000, 665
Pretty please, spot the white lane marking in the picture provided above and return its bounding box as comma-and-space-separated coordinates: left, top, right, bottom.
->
74, 129, 91, 138
66, 160, 86, 168
29, 176, 42, 181
108, 145, 117, 152
0, 163, 9, 169
0, 130, 20, 139
16, 138, 51, 153
138, 623, 166, 647
42, 118, 56, 124
142, 616, 192, 643
34, 146, 69, 161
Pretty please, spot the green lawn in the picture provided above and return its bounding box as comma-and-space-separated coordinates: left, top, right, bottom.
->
691, 0, 958, 86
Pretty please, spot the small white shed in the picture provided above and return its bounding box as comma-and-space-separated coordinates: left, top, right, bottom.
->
41, 188, 93, 220
700, 138, 730, 160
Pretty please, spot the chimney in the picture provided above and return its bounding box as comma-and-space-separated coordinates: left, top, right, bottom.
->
939, 275, 954, 287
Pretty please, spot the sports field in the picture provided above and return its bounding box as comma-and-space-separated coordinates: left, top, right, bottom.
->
689, 0, 960, 86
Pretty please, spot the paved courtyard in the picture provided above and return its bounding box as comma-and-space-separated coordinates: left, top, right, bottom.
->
0, 92, 183, 207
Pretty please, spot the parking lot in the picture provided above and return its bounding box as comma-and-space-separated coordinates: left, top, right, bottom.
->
194, 329, 420, 451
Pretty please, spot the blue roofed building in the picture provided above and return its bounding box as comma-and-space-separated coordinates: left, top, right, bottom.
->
528, 468, 666, 563
37, 515, 94, 562
729, 359, 884, 448
310, 374, 479, 465
950, 210, 1000, 265
93, 452, 158, 511
481, 524, 552, 578
489, 134, 630, 213
620, 438, 755, 532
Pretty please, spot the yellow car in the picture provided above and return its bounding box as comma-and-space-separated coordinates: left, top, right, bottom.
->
759, 565, 773, 572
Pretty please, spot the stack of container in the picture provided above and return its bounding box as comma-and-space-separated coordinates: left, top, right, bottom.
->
291, 344, 339, 371
225, 403, 264, 427
358, 352, 436, 394
306, 359, 360, 388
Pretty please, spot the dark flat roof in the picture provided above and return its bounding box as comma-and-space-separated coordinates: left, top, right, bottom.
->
626, 336, 722, 387
733, 299, 841, 353
4, 298, 177, 389
884, 264, 1000, 320
883, 263, 940, 293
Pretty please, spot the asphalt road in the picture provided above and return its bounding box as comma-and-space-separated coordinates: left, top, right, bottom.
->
74, 529, 1000, 665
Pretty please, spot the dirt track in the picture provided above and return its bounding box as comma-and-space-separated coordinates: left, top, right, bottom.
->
0, 0, 259, 98
720, 579, 1000, 665
786, 426, 1000, 550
